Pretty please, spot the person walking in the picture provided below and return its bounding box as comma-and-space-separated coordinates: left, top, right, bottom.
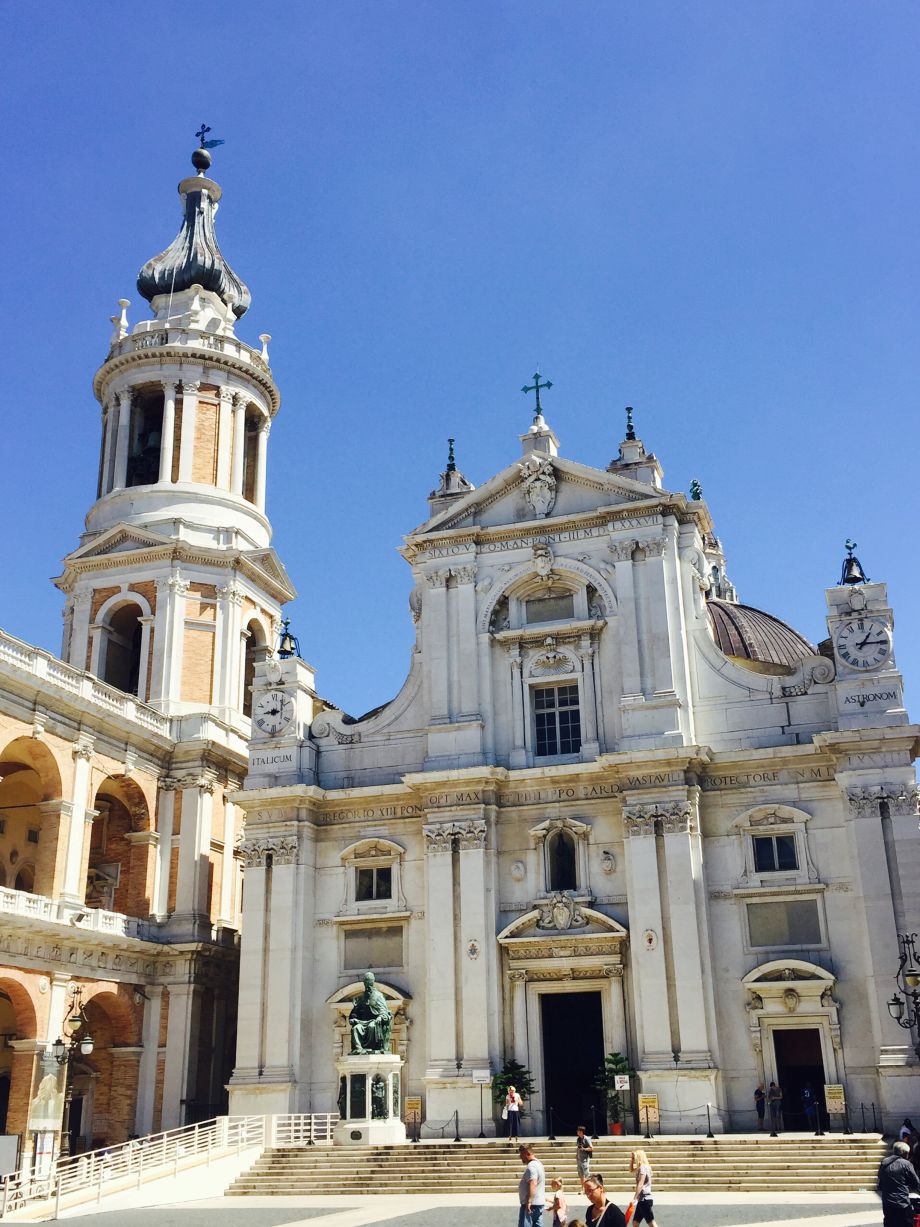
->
583, 1176, 627, 1227
877, 1140, 920, 1227
518, 1143, 546, 1227
546, 1177, 568, 1225
753, 1085, 766, 1131
629, 1149, 659, 1227
505, 1085, 524, 1142
767, 1081, 783, 1133
576, 1125, 594, 1185
801, 1083, 817, 1131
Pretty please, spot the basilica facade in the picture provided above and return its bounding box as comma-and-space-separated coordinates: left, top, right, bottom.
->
0, 145, 918, 1170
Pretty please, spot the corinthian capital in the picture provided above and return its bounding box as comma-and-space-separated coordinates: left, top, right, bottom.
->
239, 835, 299, 868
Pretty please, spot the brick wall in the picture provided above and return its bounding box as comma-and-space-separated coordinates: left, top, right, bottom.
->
192, 398, 219, 485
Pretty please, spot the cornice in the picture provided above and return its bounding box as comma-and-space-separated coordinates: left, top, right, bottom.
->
93, 344, 280, 414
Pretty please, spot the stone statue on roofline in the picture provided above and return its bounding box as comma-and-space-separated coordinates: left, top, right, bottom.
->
348, 971, 393, 1054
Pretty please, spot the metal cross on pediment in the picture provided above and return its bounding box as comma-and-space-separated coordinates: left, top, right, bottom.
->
522, 371, 552, 420
196, 124, 211, 146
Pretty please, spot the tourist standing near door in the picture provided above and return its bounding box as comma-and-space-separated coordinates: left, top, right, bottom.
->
768, 1082, 783, 1133
505, 1085, 523, 1142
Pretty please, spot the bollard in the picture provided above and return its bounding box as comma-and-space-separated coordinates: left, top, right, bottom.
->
453, 1109, 461, 1143
548, 1106, 556, 1142
861, 1103, 867, 1133
871, 1103, 879, 1133
590, 1103, 598, 1141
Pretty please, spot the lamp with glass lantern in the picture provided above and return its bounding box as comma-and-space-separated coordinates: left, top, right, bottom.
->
51, 986, 94, 1159
888, 933, 920, 1061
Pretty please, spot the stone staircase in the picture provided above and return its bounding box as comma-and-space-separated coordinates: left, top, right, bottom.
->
228, 1134, 886, 1195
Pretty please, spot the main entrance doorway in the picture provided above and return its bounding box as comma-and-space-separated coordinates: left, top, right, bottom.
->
773, 1028, 826, 1130
541, 991, 605, 1133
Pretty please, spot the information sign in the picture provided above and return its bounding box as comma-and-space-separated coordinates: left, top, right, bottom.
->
472, 1069, 492, 1085
637, 1093, 659, 1123
824, 1084, 846, 1113
614, 1075, 631, 1092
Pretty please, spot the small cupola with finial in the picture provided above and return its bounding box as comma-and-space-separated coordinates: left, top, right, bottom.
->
428, 437, 475, 515
136, 125, 251, 335
607, 406, 663, 487
520, 371, 560, 457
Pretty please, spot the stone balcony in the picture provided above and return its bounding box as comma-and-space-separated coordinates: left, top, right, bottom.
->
105, 327, 270, 378
0, 885, 156, 943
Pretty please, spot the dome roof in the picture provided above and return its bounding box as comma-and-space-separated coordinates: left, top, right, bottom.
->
137, 151, 251, 319
707, 598, 816, 675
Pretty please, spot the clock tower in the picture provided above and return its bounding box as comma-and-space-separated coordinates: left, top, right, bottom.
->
246, 655, 321, 786
826, 545, 907, 730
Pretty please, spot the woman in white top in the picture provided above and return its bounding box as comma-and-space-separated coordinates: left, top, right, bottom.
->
505, 1085, 523, 1141
629, 1149, 658, 1227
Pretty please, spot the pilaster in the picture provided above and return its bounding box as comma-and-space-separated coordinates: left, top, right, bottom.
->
422, 820, 458, 1074
177, 381, 199, 483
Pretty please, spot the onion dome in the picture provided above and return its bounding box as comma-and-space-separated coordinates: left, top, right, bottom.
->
137, 146, 251, 319
707, 598, 816, 675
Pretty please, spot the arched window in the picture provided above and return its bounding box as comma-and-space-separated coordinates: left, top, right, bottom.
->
101, 604, 143, 695
126, 386, 164, 487
14, 864, 34, 893
241, 619, 269, 718
547, 828, 577, 891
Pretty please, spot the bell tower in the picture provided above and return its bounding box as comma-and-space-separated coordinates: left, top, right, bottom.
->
56, 141, 296, 722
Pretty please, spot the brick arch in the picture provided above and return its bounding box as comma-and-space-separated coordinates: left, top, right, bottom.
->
95, 775, 151, 833
0, 736, 62, 802
0, 975, 38, 1038
80, 984, 141, 1046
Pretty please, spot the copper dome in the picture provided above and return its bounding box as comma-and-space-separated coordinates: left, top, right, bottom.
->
707, 598, 816, 675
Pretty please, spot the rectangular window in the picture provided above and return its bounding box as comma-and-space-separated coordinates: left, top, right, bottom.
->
753, 834, 797, 873
534, 684, 582, 757
343, 925, 404, 970
526, 594, 574, 624
355, 866, 392, 902
27, 828, 39, 845
747, 898, 821, 947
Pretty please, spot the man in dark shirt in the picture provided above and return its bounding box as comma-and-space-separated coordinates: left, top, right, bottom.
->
583, 1175, 627, 1227
878, 1141, 920, 1227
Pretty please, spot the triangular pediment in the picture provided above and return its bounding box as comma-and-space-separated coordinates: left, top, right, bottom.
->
412, 455, 666, 538
243, 548, 298, 600
64, 523, 171, 563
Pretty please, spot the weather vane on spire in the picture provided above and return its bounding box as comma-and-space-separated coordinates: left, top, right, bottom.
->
522, 371, 552, 422
446, 438, 456, 474
195, 123, 225, 150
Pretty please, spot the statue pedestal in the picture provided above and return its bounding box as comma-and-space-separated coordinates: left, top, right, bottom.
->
334, 1052, 406, 1146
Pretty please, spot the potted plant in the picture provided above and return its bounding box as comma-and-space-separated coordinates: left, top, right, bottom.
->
594, 1051, 634, 1135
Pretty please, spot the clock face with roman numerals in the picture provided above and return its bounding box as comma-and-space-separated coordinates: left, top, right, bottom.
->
834, 617, 891, 671
253, 689, 294, 735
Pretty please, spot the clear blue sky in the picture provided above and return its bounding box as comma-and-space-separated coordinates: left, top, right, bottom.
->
1, 3, 917, 718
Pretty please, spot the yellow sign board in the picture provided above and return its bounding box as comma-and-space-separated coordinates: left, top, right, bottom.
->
824, 1084, 846, 1113
637, 1094, 660, 1123
405, 1095, 422, 1120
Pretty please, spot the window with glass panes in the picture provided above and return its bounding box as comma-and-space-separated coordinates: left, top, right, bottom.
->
753, 834, 798, 873
533, 684, 582, 756
356, 865, 392, 901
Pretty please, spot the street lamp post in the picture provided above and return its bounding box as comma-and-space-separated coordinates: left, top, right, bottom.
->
887, 933, 920, 1061
51, 987, 94, 1160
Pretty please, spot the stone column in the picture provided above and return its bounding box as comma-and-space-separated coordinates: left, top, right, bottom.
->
452, 565, 480, 718
68, 590, 93, 670
610, 545, 643, 696
134, 986, 164, 1135
254, 417, 270, 509
136, 615, 154, 703
100, 402, 117, 495
604, 965, 629, 1056
213, 583, 243, 716
170, 773, 215, 933
579, 636, 599, 753
158, 382, 177, 483
622, 804, 672, 1061
661, 799, 713, 1062
160, 979, 199, 1130
5, 1041, 39, 1144
177, 381, 199, 483
233, 848, 268, 1078
423, 823, 457, 1073
509, 650, 526, 769
457, 818, 490, 1066
58, 740, 95, 903
216, 797, 237, 926
641, 542, 676, 695
125, 830, 159, 918
216, 387, 234, 489
153, 781, 177, 919
230, 395, 246, 496
112, 389, 133, 490
260, 836, 300, 1080
424, 571, 450, 723
507, 971, 528, 1066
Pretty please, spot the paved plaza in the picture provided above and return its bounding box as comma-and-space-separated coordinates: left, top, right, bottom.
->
55, 1191, 884, 1227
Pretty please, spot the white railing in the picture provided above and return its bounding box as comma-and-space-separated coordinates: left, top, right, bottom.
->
0, 888, 152, 941
0, 1114, 339, 1218
109, 328, 271, 376
271, 1114, 338, 1147
0, 628, 170, 738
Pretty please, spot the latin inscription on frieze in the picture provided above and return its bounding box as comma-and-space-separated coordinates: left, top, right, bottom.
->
700, 765, 834, 790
